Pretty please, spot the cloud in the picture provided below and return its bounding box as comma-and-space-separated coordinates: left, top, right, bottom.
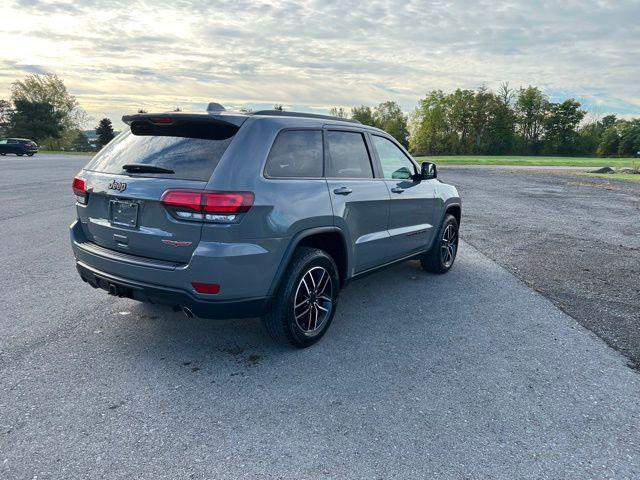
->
1, 0, 639, 126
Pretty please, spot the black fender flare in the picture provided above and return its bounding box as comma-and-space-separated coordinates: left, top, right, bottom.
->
266, 226, 351, 297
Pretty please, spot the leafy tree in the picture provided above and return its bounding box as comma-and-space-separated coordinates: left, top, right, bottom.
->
409, 90, 453, 155
618, 119, 640, 157
95, 118, 115, 149
273, 104, 284, 111
10, 74, 86, 149
0, 99, 11, 136
71, 130, 92, 151
544, 99, 586, 155
351, 105, 375, 126
329, 107, 348, 118
373, 101, 409, 147
515, 86, 549, 154
485, 84, 516, 154
8, 99, 64, 142
597, 126, 620, 157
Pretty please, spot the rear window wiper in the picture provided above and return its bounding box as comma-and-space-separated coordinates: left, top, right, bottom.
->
122, 164, 175, 174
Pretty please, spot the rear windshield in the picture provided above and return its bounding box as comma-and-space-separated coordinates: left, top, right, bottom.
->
84, 124, 236, 181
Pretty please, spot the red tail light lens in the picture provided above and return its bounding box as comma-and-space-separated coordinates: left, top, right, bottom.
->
72, 176, 86, 195
160, 190, 202, 211
72, 176, 88, 204
203, 192, 254, 214
161, 190, 254, 222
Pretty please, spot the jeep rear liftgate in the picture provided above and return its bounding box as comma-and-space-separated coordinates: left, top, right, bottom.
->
74, 116, 240, 263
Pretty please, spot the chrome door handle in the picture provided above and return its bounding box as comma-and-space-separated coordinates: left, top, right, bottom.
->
391, 187, 405, 194
333, 187, 352, 195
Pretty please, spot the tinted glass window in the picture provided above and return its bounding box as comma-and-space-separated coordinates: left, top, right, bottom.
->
265, 130, 323, 178
372, 135, 415, 180
326, 131, 373, 178
83, 128, 235, 181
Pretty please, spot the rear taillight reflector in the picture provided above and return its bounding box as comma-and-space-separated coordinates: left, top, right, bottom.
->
191, 282, 220, 294
72, 176, 88, 204
161, 190, 254, 222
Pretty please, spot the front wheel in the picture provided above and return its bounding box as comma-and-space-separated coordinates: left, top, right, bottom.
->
27, 153, 34, 157
421, 214, 459, 273
263, 247, 339, 348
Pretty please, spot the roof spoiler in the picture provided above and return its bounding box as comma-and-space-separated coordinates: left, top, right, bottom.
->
122, 112, 246, 128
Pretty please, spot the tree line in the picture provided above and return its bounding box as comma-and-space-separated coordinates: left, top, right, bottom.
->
1, 74, 638, 157
334, 85, 639, 157
0, 74, 115, 151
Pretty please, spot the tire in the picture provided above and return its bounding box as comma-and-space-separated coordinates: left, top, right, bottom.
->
420, 213, 459, 274
27, 153, 34, 157
263, 247, 340, 348
17, 153, 23, 157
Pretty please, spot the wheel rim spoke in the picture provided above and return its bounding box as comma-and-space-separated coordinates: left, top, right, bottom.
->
293, 266, 333, 334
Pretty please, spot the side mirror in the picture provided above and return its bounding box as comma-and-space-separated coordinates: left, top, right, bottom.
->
421, 161, 437, 180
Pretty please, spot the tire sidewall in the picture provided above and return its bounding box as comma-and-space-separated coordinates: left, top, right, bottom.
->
436, 215, 459, 271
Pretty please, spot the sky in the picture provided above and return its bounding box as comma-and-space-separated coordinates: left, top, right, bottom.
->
1, 0, 639, 128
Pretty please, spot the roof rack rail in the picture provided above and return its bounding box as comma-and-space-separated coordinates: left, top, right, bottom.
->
250, 110, 361, 124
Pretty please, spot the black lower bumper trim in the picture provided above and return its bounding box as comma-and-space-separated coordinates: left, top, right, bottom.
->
76, 262, 270, 319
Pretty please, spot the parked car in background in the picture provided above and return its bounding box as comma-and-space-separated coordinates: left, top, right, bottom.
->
0, 138, 38, 156
70, 106, 461, 347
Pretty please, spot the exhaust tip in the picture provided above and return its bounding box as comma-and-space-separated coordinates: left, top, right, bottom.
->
182, 306, 195, 319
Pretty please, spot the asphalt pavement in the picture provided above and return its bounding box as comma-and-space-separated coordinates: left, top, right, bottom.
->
438, 166, 640, 368
1, 154, 639, 479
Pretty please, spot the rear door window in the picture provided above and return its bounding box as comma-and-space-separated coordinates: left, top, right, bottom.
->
83, 122, 237, 182
326, 131, 373, 179
265, 130, 323, 178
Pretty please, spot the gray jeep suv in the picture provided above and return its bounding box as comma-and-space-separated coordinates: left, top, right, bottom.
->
70, 107, 461, 347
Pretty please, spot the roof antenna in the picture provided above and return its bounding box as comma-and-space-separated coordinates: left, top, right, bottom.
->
207, 102, 226, 113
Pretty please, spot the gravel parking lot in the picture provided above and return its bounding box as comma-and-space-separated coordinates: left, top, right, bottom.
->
438, 166, 640, 368
1, 154, 639, 479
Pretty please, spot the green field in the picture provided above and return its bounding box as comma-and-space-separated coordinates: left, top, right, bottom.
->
414, 155, 639, 168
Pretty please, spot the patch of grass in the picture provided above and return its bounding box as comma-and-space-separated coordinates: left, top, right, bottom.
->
414, 155, 639, 168
579, 173, 640, 183
38, 150, 93, 155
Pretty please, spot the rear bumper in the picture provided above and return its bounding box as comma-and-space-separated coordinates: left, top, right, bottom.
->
69, 219, 280, 318
76, 261, 270, 319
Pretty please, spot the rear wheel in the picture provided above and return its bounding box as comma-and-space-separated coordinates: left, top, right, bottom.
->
263, 247, 339, 348
17, 153, 23, 157
421, 214, 459, 273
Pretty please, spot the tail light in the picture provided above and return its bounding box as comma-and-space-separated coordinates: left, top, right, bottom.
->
72, 176, 88, 204
161, 190, 254, 223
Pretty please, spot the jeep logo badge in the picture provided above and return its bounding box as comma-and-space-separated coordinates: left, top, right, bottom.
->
108, 180, 127, 192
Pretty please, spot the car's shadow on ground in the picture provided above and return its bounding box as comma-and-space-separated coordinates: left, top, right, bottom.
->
106, 258, 454, 375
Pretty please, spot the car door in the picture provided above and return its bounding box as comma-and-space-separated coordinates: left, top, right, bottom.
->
324, 128, 390, 273
370, 134, 438, 260
7, 139, 19, 154
0, 139, 7, 154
